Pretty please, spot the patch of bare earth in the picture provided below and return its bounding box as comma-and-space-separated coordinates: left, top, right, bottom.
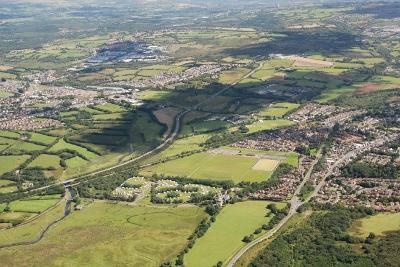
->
153, 107, 181, 137
284, 56, 334, 68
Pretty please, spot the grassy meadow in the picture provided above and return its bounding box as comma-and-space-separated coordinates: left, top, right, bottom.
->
0, 202, 206, 267
185, 201, 285, 266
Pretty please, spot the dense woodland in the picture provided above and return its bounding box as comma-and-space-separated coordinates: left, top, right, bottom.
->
250, 206, 400, 267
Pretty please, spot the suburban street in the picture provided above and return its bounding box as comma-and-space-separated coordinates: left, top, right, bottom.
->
226, 147, 335, 267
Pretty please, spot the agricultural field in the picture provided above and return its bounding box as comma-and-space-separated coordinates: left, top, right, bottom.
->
0, 202, 206, 267
7, 195, 61, 214
257, 102, 300, 118
142, 134, 210, 165
7, 141, 46, 153
24, 132, 57, 145
219, 68, 251, 84
185, 201, 286, 266
28, 154, 62, 169
349, 213, 400, 238
0, 155, 30, 175
141, 152, 277, 183
246, 119, 295, 134
0, 90, 13, 98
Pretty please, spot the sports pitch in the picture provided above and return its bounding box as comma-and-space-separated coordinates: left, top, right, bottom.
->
141, 152, 281, 183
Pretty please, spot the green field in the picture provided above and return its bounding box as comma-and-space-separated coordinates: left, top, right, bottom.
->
349, 213, 400, 238
0, 179, 15, 187
185, 201, 285, 266
0, 155, 31, 175
219, 68, 250, 84
0, 199, 66, 245
0, 130, 19, 139
94, 103, 127, 113
25, 132, 57, 145
8, 196, 60, 213
28, 154, 61, 169
316, 87, 356, 103
0, 212, 32, 226
0, 202, 206, 267
0, 90, 13, 98
49, 139, 98, 159
246, 119, 295, 134
8, 141, 45, 152
142, 152, 273, 183
257, 102, 300, 117
65, 156, 88, 168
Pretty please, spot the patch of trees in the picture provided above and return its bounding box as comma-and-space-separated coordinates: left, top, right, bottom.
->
298, 181, 314, 201
150, 174, 234, 189
250, 207, 384, 267
76, 167, 138, 200
1, 168, 55, 188
0, 184, 64, 204
201, 130, 245, 149
341, 161, 399, 179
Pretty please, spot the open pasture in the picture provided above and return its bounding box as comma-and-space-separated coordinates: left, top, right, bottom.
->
349, 213, 400, 238
0, 155, 30, 175
246, 119, 295, 134
0, 90, 12, 98
0, 199, 66, 244
28, 154, 61, 169
0, 202, 206, 267
8, 195, 60, 213
25, 132, 57, 145
65, 156, 88, 168
0, 212, 32, 226
285, 55, 334, 68
0, 130, 19, 139
185, 201, 286, 266
141, 152, 274, 183
219, 68, 250, 84
257, 102, 300, 118
49, 139, 98, 160
7, 141, 46, 153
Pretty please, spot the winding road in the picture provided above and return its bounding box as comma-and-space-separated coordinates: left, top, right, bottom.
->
226, 148, 324, 267
28, 62, 264, 191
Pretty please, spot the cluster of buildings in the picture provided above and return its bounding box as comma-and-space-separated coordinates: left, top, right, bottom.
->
233, 126, 328, 152
86, 40, 166, 64
315, 178, 400, 212
249, 168, 303, 201
115, 63, 238, 89
288, 103, 345, 123
0, 117, 63, 131
312, 129, 400, 211
24, 70, 59, 84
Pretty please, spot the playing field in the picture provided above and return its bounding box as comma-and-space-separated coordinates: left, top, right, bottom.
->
257, 102, 300, 118
349, 213, 400, 238
0, 202, 206, 267
185, 201, 286, 266
252, 159, 280, 171
141, 152, 273, 183
246, 119, 295, 134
